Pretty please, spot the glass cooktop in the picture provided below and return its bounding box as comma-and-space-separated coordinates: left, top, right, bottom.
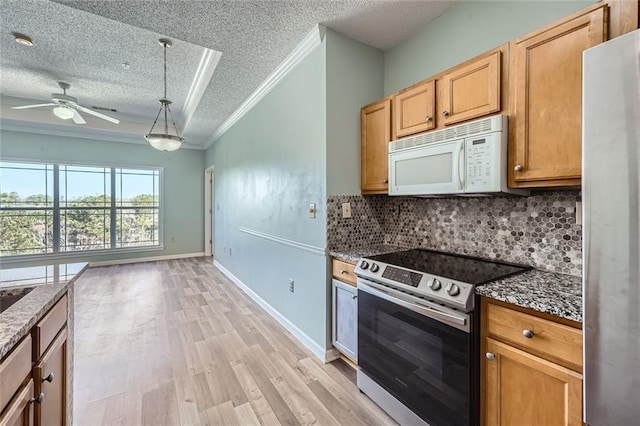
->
366, 249, 531, 285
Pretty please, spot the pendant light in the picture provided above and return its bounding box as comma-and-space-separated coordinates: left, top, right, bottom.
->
145, 38, 184, 152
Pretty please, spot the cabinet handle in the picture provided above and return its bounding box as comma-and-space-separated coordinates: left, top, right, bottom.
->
425, 115, 432, 122
30, 393, 45, 404
514, 164, 523, 172
340, 270, 347, 274
43, 373, 54, 383
352, 295, 357, 300
442, 111, 450, 117
486, 352, 495, 361
522, 329, 535, 339
383, 179, 388, 184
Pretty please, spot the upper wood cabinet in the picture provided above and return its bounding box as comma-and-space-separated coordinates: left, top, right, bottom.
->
392, 79, 435, 139
361, 98, 391, 194
509, 5, 607, 187
439, 51, 501, 126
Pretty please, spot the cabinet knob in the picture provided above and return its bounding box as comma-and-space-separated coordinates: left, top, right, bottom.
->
30, 393, 45, 404
514, 164, 523, 172
486, 352, 495, 361
352, 295, 357, 300
522, 329, 535, 339
340, 270, 347, 274
43, 373, 54, 383
425, 115, 432, 122
442, 111, 450, 117
383, 179, 388, 184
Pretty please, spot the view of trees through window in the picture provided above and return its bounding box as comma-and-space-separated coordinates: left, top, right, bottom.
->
0, 161, 161, 256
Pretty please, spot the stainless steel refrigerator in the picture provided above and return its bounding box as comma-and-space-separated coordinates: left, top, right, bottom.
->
583, 28, 640, 425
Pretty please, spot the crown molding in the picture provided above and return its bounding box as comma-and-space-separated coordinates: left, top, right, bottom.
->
205, 24, 326, 149
181, 48, 222, 129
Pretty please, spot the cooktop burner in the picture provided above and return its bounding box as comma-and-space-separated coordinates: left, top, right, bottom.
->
355, 249, 531, 312
367, 249, 530, 285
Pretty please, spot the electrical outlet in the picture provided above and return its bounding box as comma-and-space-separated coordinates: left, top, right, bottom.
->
342, 202, 352, 218
289, 279, 294, 293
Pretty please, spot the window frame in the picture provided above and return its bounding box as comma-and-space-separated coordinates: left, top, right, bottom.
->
0, 157, 165, 262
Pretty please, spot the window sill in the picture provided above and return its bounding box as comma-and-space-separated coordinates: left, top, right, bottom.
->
0, 245, 165, 267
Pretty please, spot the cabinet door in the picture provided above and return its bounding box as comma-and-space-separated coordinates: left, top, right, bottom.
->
510, 5, 606, 187
361, 98, 391, 194
392, 79, 435, 138
440, 51, 501, 126
34, 329, 67, 426
485, 338, 582, 426
0, 379, 34, 426
332, 279, 357, 362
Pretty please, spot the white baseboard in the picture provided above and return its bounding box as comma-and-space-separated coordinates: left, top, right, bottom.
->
213, 259, 335, 363
89, 252, 206, 267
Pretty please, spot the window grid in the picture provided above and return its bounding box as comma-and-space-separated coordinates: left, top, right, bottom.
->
0, 161, 161, 257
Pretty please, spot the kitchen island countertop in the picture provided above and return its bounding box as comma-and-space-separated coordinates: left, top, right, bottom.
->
0, 262, 88, 359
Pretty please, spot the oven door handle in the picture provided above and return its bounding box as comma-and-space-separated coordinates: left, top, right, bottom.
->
358, 280, 470, 332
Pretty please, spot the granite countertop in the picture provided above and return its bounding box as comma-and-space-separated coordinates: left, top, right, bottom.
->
329, 244, 411, 263
0, 263, 88, 359
476, 269, 582, 323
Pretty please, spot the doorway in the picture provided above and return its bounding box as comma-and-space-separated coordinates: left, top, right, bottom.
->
204, 167, 214, 257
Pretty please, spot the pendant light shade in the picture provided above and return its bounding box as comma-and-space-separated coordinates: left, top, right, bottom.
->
145, 38, 184, 152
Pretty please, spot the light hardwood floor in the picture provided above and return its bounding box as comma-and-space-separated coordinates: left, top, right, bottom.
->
73, 257, 396, 425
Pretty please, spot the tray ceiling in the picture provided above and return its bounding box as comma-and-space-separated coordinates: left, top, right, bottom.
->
1, 0, 458, 149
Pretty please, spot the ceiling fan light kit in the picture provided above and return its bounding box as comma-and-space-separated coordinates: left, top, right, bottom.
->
11, 81, 119, 125
53, 105, 74, 120
145, 38, 184, 152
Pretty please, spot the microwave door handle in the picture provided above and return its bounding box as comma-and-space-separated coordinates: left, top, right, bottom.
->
457, 141, 465, 190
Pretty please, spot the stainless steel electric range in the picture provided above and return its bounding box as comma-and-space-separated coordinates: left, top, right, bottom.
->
354, 249, 530, 426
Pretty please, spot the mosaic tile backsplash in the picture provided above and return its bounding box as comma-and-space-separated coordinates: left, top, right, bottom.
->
327, 191, 582, 276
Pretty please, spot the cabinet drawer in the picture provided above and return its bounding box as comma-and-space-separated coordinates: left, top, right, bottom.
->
0, 335, 32, 412
486, 302, 582, 370
331, 259, 357, 286
32, 295, 67, 360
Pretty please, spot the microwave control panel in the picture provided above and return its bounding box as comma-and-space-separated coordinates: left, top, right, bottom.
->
465, 132, 502, 192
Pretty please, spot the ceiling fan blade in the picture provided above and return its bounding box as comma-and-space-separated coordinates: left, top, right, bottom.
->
71, 109, 86, 125
76, 105, 119, 124
12, 103, 56, 110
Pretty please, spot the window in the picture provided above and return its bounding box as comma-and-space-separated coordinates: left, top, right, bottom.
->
0, 161, 161, 257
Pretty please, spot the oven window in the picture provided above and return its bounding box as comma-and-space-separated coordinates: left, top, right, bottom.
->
358, 289, 474, 426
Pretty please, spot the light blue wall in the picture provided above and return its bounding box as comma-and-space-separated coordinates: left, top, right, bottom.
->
205, 44, 329, 348
0, 130, 204, 266
326, 29, 384, 195
384, 0, 596, 94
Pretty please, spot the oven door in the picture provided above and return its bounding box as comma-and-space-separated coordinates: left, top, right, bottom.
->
358, 279, 477, 426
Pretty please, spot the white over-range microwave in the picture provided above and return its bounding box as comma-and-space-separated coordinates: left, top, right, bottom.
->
388, 115, 529, 197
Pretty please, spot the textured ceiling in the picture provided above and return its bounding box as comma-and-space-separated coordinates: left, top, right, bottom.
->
1, 0, 458, 148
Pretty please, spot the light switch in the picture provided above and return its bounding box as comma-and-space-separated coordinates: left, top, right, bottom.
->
342, 202, 352, 218
308, 203, 317, 219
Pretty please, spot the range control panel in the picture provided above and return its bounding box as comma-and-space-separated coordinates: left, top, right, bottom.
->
354, 259, 476, 312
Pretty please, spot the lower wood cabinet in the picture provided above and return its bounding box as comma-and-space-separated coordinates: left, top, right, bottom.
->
0, 379, 35, 426
484, 338, 582, 426
332, 279, 357, 362
34, 329, 67, 426
482, 299, 583, 426
0, 293, 69, 426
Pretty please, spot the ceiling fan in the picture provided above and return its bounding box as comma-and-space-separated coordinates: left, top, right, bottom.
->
11, 82, 120, 125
